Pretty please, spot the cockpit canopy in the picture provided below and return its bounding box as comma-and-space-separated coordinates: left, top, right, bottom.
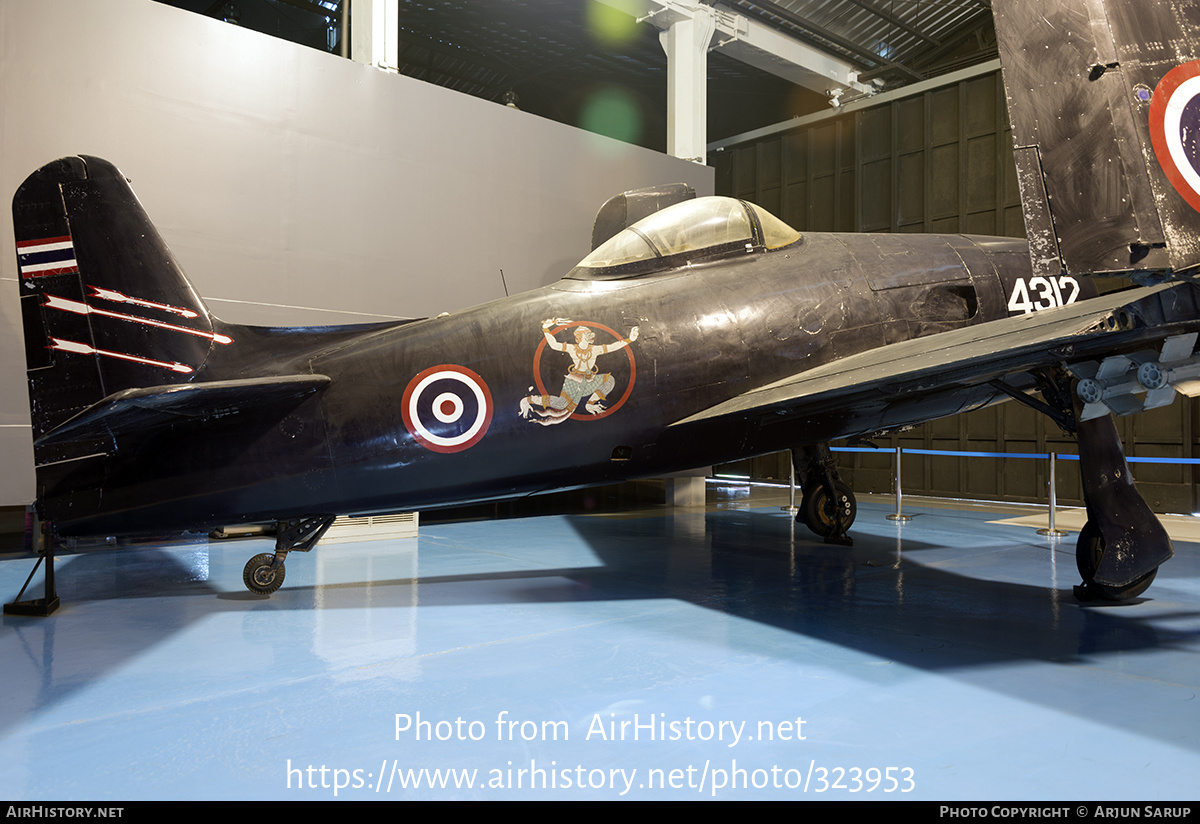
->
568, 196, 801, 280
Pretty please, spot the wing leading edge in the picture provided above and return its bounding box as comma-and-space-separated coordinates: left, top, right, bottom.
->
672, 283, 1196, 430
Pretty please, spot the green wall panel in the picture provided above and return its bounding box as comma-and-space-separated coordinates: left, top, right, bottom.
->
711, 68, 1199, 514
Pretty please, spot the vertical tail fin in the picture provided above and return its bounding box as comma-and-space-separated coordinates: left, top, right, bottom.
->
14, 156, 226, 440
993, 0, 1200, 279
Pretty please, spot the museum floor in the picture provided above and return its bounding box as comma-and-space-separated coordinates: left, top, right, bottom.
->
1, 483, 1198, 800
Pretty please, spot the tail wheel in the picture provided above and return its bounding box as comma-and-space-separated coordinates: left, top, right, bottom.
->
243, 553, 285, 595
800, 480, 856, 538
1076, 521, 1157, 601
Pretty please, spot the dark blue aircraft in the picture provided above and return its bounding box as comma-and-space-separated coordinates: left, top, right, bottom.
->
8, 0, 1200, 611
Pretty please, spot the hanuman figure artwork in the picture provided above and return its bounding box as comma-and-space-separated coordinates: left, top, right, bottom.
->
518, 318, 639, 426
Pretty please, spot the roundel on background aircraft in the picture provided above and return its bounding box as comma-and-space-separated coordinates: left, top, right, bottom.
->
402, 364, 493, 453
1150, 59, 1200, 213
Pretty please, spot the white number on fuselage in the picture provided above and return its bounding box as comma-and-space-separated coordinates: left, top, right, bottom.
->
1007, 276, 1080, 314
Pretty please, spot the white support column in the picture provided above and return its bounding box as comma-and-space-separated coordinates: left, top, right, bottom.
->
659, 7, 715, 164
665, 469, 710, 507
350, 0, 399, 73
601, 0, 873, 160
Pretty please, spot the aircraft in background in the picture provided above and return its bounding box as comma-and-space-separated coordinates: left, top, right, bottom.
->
7, 0, 1200, 612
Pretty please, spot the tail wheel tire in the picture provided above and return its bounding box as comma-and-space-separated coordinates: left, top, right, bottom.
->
1075, 520, 1157, 601
244, 553, 285, 595
800, 480, 856, 538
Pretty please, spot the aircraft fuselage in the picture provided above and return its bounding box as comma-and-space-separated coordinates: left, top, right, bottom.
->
36, 229, 1086, 537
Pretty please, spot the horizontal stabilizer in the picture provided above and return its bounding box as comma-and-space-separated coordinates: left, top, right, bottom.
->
36, 374, 331, 447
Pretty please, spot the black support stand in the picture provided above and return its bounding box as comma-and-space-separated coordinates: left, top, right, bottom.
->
4, 515, 60, 617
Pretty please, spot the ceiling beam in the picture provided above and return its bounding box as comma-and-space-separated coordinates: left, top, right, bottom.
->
739, 0, 925, 82
708, 57, 1000, 153
843, 0, 940, 48
600, 0, 874, 96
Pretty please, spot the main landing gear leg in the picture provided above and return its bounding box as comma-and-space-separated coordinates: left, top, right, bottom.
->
792, 443, 856, 546
243, 515, 336, 595
996, 367, 1170, 601
1073, 413, 1171, 601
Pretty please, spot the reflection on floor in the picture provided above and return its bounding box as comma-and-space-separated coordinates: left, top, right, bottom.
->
1, 484, 1198, 800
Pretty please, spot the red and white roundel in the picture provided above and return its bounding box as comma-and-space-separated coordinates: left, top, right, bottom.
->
1150, 59, 1200, 213
401, 364, 493, 453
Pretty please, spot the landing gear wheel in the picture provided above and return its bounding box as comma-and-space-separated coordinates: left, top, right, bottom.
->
243, 553, 285, 595
1075, 520, 1157, 602
801, 480, 857, 538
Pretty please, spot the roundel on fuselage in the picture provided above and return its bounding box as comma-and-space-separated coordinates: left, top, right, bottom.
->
1150, 59, 1200, 213
401, 364, 493, 453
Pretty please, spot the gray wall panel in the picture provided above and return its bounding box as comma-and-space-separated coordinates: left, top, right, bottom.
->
0, 0, 712, 506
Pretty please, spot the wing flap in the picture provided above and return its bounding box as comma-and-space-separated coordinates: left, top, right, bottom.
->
672, 284, 1187, 428
35, 374, 331, 447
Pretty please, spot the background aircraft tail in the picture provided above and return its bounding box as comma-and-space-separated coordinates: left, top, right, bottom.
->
993, 0, 1200, 279
13, 156, 224, 440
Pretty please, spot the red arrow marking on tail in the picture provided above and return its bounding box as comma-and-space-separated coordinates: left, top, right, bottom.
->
48, 338, 194, 374
44, 294, 232, 344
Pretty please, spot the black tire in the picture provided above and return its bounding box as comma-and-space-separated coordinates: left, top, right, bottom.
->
243, 553, 285, 595
1075, 520, 1157, 601
800, 480, 856, 538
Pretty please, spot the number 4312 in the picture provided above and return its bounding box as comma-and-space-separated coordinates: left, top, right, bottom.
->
1007, 275, 1080, 314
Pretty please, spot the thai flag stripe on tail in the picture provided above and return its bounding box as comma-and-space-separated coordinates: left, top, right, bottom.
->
17, 236, 79, 277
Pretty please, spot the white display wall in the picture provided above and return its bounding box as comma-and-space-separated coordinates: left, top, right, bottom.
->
0, 0, 712, 505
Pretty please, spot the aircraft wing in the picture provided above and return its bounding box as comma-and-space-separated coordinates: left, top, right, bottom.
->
35, 374, 331, 447
672, 283, 1192, 428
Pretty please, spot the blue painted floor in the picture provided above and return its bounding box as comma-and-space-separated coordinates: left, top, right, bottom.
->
1, 488, 1198, 800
